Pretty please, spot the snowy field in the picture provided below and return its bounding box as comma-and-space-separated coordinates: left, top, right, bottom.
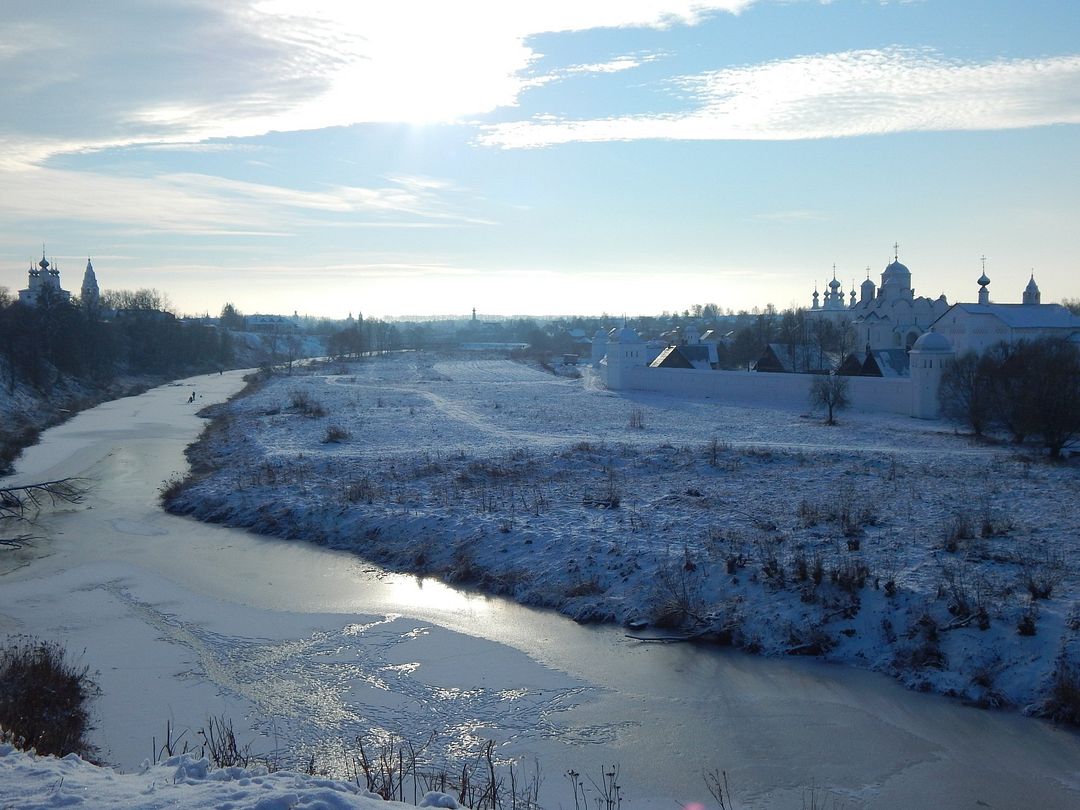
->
169, 352, 1080, 717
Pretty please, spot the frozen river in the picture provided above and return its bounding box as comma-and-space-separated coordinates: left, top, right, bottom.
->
2, 371, 1079, 808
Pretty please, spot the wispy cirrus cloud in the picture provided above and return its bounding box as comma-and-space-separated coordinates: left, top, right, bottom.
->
521, 53, 663, 90
0, 164, 487, 237
481, 48, 1080, 147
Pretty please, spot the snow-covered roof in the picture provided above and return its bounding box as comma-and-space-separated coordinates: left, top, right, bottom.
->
941, 303, 1080, 330
650, 344, 711, 370
865, 348, 911, 377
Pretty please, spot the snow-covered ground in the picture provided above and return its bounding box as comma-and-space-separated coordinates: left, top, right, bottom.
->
168, 352, 1080, 717
0, 745, 446, 810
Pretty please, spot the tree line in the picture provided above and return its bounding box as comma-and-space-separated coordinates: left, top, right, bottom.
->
0, 285, 234, 395
939, 337, 1080, 458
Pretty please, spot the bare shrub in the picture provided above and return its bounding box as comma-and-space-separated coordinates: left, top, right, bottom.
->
449, 543, 480, 583
568, 764, 622, 810
791, 551, 810, 582
323, 424, 351, 443
830, 559, 870, 592
894, 613, 946, 671
1017, 607, 1038, 636
797, 500, 822, 528
344, 477, 381, 504
1038, 657, 1080, 726
199, 715, 255, 769
648, 560, 705, 629
939, 562, 990, 627
288, 388, 327, 417
1020, 552, 1066, 600
705, 436, 730, 467
564, 578, 603, 599
0, 636, 98, 760
978, 494, 1013, 538
583, 467, 621, 509
627, 409, 645, 429
943, 508, 975, 552
801, 486, 876, 535
350, 732, 429, 803
158, 472, 189, 504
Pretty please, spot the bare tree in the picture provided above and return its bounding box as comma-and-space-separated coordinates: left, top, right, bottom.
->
938, 351, 995, 435
810, 372, 850, 425
942, 338, 1080, 457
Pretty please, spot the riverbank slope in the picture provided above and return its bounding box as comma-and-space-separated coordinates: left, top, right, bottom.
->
166, 352, 1080, 721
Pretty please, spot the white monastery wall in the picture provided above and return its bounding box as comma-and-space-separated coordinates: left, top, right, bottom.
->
842, 375, 913, 416
621, 366, 913, 416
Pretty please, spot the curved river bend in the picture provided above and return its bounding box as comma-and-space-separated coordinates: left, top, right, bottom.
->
1, 372, 1078, 809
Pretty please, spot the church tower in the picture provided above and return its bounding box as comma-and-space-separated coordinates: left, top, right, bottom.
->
977, 256, 991, 305
1022, 274, 1041, 305
81, 257, 101, 313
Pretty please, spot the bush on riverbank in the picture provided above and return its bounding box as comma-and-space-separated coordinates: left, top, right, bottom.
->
0, 636, 98, 761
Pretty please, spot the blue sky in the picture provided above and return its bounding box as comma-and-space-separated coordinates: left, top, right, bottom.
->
1, 0, 1078, 318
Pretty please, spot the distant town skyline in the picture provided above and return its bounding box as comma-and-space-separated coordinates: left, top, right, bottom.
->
2, 1, 1078, 318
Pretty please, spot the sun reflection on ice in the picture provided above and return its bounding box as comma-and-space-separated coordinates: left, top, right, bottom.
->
380, 574, 496, 619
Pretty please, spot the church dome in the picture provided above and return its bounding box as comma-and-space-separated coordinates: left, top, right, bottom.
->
829, 276, 841, 289
861, 276, 875, 291
615, 325, 642, 343
911, 329, 951, 352
593, 328, 608, 341
882, 259, 910, 279
977, 272, 990, 287
1025, 275, 1039, 292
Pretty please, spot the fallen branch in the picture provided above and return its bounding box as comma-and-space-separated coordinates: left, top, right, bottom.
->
0, 478, 87, 522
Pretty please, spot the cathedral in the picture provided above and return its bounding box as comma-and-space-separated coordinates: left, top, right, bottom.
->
806, 246, 950, 351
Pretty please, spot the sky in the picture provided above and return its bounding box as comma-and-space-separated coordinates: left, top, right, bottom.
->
1, 0, 1078, 319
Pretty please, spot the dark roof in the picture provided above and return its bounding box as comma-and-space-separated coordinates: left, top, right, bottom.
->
650, 346, 694, 369
861, 348, 910, 377
649, 344, 713, 370
754, 343, 839, 374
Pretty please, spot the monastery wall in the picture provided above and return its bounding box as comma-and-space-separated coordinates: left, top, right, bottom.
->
620, 366, 914, 416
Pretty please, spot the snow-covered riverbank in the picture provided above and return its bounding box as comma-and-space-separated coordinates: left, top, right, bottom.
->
0, 746, 398, 810
168, 353, 1080, 718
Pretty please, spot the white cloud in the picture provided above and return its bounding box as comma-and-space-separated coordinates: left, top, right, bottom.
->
481, 48, 1080, 147
0, 1, 754, 163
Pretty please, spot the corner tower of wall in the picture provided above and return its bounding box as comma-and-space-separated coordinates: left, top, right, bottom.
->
604, 325, 645, 390
909, 328, 954, 419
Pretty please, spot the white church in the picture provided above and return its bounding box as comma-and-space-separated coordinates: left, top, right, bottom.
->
17, 249, 100, 311
596, 250, 1080, 420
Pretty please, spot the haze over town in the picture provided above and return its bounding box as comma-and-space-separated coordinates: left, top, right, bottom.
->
3, 1, 1079, 318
